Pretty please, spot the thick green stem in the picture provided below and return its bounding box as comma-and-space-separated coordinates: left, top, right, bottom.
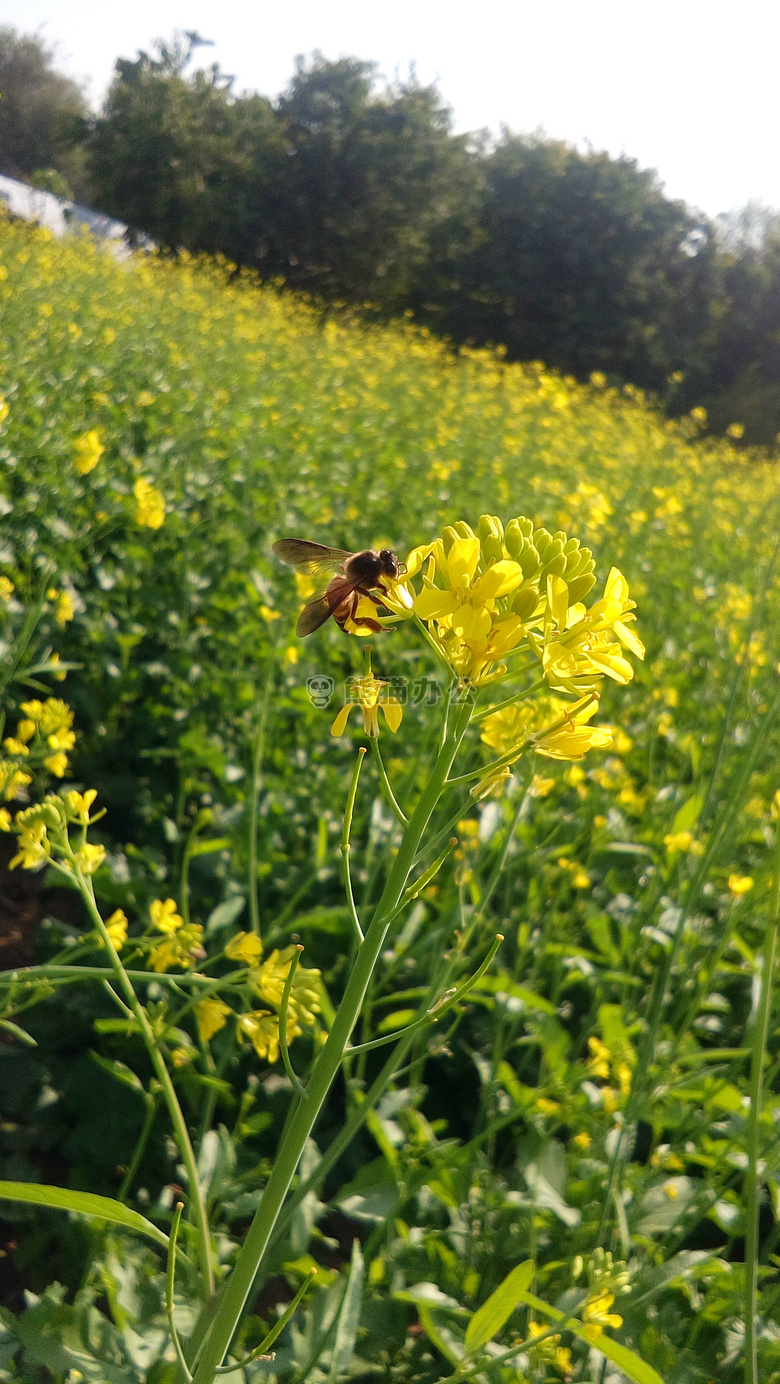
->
190, 707, 470, 1382
744, 816, 780, 1384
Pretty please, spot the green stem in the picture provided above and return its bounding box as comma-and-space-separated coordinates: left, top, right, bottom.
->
72, 872, 215, 1300
744, 815, 780, 1384
371, 736, 408, 824
189, 704, 471, 1383
342, 747, 367, 943
469, 677, 546, 724
118, 1093, 158, 1203
344, 931, 502, 1055
167, 1202, 193, 1382
278, 946, 309, 1101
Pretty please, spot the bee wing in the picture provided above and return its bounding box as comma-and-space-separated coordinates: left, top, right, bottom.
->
296, 575, 362, 637
273, 538, 353, 575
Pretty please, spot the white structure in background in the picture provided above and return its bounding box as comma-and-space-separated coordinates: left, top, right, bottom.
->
0, 173, 131, 257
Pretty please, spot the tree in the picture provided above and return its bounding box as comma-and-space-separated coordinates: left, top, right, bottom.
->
411, 133, 721, 394
87, 34, 286, 257
0, 28, 88, 194
269, 54, 480, 311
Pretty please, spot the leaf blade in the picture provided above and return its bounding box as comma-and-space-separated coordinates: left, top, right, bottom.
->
0, 1181, 169, 1251
464, 1260, 534, 1355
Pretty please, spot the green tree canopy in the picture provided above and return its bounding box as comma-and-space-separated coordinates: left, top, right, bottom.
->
411, 133, 722, 394
0, 27, 88, 192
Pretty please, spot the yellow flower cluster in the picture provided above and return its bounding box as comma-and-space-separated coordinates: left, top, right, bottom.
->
189, 931, 322, 1059
0, 699, 78, 823
8, 787, 104, 873
73, 428, 104, 475
134, 477, 166, 529
396, 518, 642, 763
147, 897, 205, 972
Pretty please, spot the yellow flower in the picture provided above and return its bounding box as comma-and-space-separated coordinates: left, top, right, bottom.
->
0, 808, 11, 830
73, 429, 104, 475
587, 1036, 611, 1080
728, 873, 754, 896
134, 477, 166, 529
331, 676, 403, 739
55, 592, 75, 626
0, 396, 8, 425
75, 843, 105, 874
105, 909, 128, 949
150, 897, 184, 933
195, 997, 232, 1042
536, 1096, 560, 1114
43, 752, 68, 777
9, 817, 50, 870
0, 760, 32, 800
573, 1132, 591, 1151
0, 576, 14, 601
251, 945, 321, 1027
582, 1291, 623, 1341
63, 788, 98, 820
664, 830, 692, 854
237, 1010, 284, 1063
148, 923, 204, 972
224, 930, 264, 964
3, 738, 29, 756
532, 697, 613, 761
412, 529, 526, 683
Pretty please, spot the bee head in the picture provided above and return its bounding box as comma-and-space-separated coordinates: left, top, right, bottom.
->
378, 549, 402, 579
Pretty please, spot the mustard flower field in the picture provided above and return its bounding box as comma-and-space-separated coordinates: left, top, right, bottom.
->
1, 219, 780, 1382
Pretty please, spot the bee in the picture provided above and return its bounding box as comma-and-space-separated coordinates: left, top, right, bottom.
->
272, 539, 406, 637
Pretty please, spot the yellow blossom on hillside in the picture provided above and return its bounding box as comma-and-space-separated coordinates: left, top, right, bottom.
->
728, 873, 754, 896
73, 429, 104, 475
134, 477, 165, 529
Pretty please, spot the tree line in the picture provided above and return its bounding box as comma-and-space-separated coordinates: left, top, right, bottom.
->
3, 26, 780, 445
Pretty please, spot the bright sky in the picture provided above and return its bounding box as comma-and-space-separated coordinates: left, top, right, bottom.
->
1, 0, 776, 218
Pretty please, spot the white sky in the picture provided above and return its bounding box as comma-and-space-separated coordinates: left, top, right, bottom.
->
0, 0, 776, 218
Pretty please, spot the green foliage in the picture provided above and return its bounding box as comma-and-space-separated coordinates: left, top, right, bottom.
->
0, 221, 779, 1379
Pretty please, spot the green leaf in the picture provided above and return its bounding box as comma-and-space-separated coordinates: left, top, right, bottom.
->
89, 1051, 144, 1094
519, 1289, 664, 1384
416, 1306, 463, 1366
0, 1181, 169, 1251
205, 896, 246, 936
327, 1239, 365, 1383
672, 792, 703, 836
464, 1260, 534, 1356
376, 1008, 417, 1034
473, 973, 555, 1014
